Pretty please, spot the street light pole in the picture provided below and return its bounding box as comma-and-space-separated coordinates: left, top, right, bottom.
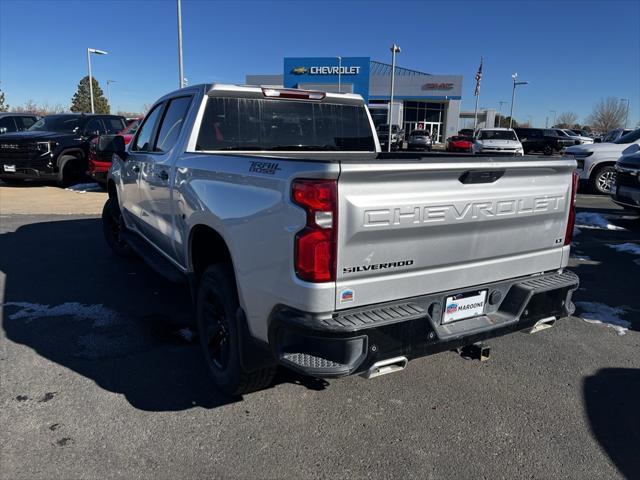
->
497, 100, 507, 127
177, 0, 185, 88
509, 73, 528, 129
621, 98, 630, 128
549, 110, 556, 127
87, 48, 108, 114
106, 80, 116, 110
388, 44, 401, 152
337, 56, 342, 93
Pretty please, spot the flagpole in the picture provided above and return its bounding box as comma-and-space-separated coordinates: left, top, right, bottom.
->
473, 56, 483, 132
473, 92, 479, 130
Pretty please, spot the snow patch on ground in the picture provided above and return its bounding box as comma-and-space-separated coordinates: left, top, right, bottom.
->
576, 301, 631, 336
570, 254, 592, 261
65, 182, 102, 193
607, 242, 640, 256
2, 302, 120, 326
575, 212, 626, 231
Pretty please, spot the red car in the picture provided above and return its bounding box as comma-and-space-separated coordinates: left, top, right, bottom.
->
446, 135, 473, 152
88, 118, 141, 184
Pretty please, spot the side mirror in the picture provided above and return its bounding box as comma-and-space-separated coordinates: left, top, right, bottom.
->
97, 135, 127, 159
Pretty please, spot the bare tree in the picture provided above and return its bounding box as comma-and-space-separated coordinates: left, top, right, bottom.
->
11, 100, 66, 116
116, 110, 143, 118
587, 97, 626, 132
555, 111, 578, 128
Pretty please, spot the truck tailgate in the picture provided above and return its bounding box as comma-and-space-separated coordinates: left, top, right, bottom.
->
335, 158, 575, 309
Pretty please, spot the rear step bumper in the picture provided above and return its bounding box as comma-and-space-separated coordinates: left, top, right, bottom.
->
268, 270, 579, 378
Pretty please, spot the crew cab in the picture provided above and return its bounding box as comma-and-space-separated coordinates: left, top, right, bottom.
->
0, 113, 126, 186
515, 128, 575, 155
564, 128, 640, 194
101, 84, 579, 395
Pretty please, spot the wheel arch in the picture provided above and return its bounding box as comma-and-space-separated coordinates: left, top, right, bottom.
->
188, 224, 235, 278
588, 160, 617, 179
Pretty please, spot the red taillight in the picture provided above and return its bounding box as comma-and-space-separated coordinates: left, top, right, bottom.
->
564, 171, 579, 245
292, 179, 337, 282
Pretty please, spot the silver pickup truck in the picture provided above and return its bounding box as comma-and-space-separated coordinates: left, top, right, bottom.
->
101, 84, 579, 395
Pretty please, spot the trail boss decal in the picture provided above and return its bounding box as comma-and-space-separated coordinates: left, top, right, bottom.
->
343, 260, 414, 274
249, 161, 281, 175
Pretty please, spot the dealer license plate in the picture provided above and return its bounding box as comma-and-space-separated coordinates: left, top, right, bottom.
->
442, 290, 487, 324
3, 165, 16, 172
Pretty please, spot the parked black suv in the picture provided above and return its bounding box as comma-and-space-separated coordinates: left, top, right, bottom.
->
0, 113, 126, 186
612, 152, 640, 211
0, 113, 39, 134
514, 128, 575, 155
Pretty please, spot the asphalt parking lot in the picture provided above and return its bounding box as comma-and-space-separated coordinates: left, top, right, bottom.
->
1, 183, 638, 480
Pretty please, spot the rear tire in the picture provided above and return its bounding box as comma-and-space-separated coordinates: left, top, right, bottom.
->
196, 264, 276, 396
591, 165, 616, 194
102, 197, 135, 257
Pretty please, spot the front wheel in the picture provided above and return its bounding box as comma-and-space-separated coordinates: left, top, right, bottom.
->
543, 145, 553, 156
591, 165, 616, 194
102, 197, 135, 257
197, 264, 276, 396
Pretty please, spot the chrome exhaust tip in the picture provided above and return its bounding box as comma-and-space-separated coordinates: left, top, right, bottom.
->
526, 316, 557, 334
361, 356, 408, 379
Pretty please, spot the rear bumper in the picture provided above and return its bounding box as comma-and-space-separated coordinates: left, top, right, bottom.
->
268, 270, 579, 377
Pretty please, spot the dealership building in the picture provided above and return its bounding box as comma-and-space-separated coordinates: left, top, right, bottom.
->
246, 57, 464, 143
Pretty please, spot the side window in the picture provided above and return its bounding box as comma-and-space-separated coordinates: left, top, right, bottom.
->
154, 96, 192, 153
17, 116, 36, 130
132, 104, 164, 151
84, 118, 105, 135
104, 118, 126, 134
0, 116, 16, 133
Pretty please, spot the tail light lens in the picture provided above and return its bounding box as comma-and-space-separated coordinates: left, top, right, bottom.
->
564, 171, 579, 246
292, 179, 337, 282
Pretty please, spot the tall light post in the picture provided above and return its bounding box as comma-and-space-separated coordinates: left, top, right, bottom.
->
549, 110, 556, 127
388, 43, 401, 152
87, 48, 108, 114
106, 79, 116, 110
177, 0, 185, 88
509, 73, 529, 129
621, 98, 630, 128
497, 100, 508, 127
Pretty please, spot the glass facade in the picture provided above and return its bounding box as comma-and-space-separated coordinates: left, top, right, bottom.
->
403, 101, 446, 142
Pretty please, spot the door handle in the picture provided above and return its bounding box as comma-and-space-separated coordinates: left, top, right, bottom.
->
157, 170, 169, 181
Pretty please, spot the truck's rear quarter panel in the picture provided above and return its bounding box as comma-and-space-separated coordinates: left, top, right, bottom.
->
335, 158, 575, 309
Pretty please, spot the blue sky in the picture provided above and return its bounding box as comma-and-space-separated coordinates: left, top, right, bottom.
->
1, 0, 638, 127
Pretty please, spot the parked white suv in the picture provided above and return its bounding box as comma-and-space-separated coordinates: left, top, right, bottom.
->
472, 128, 524, 156
564, 128, 640, 193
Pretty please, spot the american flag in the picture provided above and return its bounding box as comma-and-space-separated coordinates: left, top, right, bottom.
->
474, 57, 483, 96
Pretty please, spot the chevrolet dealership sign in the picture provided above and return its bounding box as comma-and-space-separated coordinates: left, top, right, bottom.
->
284, 57, 371, 100
291, 66, 362, 75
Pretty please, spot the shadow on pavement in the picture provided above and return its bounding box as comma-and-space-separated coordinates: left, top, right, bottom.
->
0, 217, 233, 411
584, 368, 640, 479
0, 217, 324, 411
